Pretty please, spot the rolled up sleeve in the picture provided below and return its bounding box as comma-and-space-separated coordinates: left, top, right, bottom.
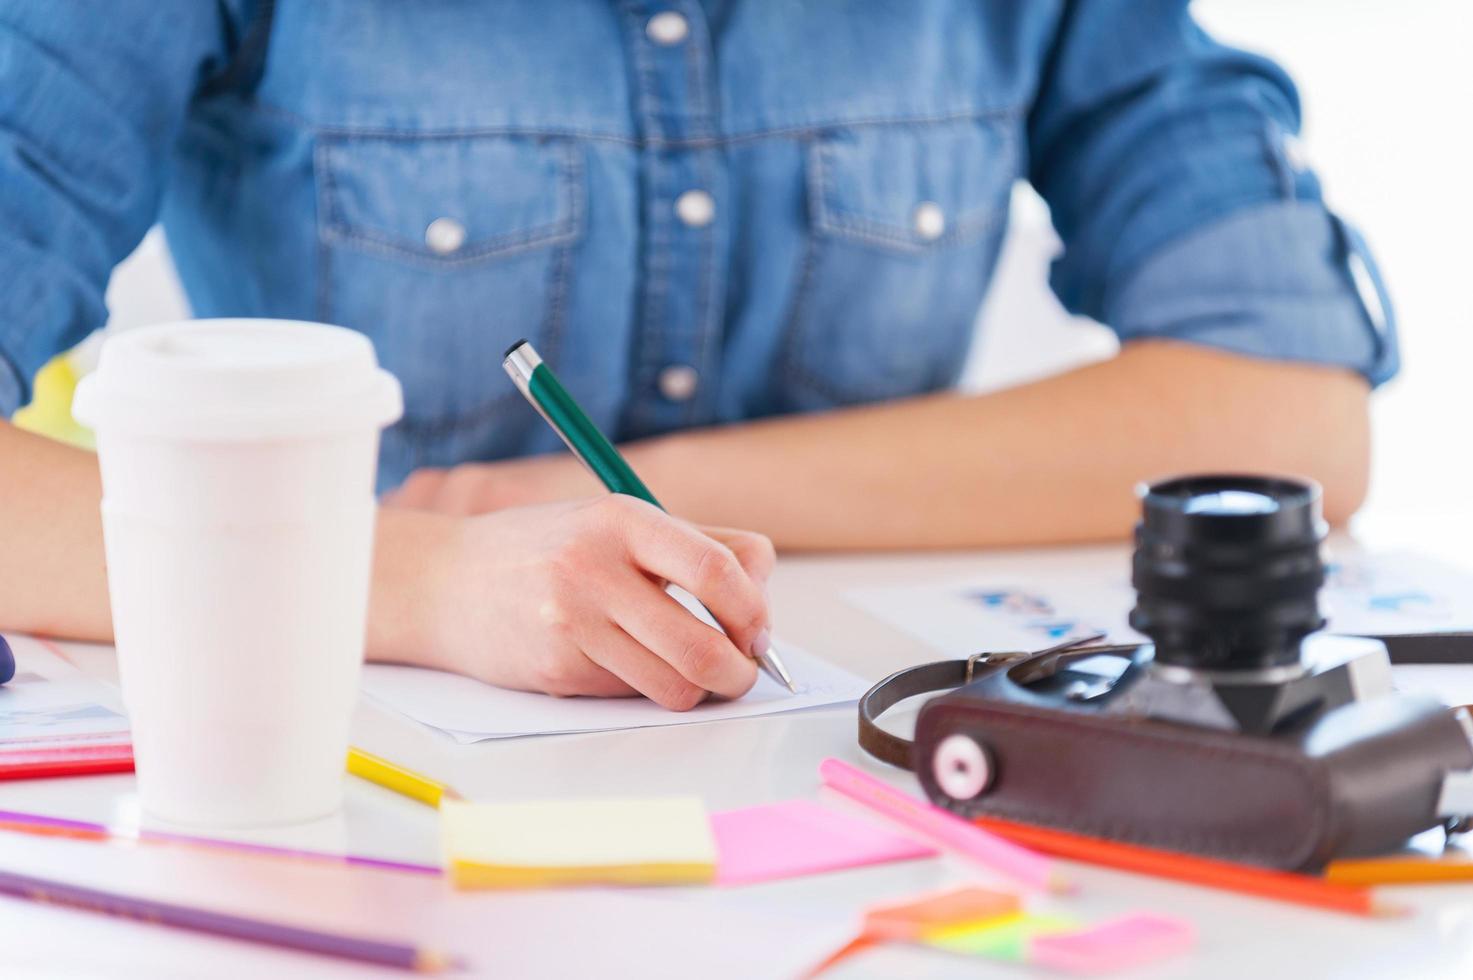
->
0, 2, 244, 414
1109, 201, 1396, 384
1028, 0, 1396, 386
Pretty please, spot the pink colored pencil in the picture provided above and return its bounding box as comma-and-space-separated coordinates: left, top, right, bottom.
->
819, 757, 1071, 893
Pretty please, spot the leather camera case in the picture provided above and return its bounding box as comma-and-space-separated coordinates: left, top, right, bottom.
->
910, 657, 1473, 870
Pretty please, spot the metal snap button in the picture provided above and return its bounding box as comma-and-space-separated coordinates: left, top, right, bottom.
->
674, 189, 716, 228
912, 201, 946, 242
424, 217, 467, 255
657, 364, 700, 402
646, 11, 689, 45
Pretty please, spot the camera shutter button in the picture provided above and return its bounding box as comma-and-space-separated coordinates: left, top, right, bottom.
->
933, 733, 993, 802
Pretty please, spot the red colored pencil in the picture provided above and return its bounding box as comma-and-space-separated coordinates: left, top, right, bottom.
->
0, 743, 134, 781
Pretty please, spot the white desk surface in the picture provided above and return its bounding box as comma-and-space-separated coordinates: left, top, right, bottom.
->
4, 532, 1473, 979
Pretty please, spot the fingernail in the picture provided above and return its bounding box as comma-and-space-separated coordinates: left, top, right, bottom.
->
750, 627, 772, 660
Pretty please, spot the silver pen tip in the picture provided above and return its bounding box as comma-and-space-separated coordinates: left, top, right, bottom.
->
761, 646, 798, 695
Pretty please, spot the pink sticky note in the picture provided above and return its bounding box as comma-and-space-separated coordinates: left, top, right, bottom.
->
1028, 914, 1196, 974
712, 800, 938, 886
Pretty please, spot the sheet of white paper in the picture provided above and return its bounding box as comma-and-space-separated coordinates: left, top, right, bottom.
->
360, 641, 866, 742
0, 634, 130, 747
845, 547, 1473, 660
1391, 666, 1473, 708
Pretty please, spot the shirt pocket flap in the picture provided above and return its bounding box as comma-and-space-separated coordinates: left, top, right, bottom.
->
809, 121, 1017, 253
318, 135, 582, 265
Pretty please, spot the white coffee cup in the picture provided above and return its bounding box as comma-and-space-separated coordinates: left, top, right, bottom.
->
73, 319, 402, 827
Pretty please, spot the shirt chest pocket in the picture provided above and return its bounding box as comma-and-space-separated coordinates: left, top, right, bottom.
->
316, 134, 584, 471
778, 119, 1018, 410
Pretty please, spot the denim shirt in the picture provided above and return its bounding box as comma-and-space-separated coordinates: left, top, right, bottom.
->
0, 1, 1396, 490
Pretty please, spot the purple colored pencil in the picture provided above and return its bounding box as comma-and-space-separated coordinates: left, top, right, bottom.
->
0, 866, 457, 971
0, 808, 440, 876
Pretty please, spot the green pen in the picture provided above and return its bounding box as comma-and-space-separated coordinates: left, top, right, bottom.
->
502, 339, 797, 694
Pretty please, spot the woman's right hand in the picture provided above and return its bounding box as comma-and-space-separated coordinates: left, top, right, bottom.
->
369, 496, 776, 710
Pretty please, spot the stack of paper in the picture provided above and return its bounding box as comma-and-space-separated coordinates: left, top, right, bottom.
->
0, 635, 132, 778
362, 641, 867, 742
442, 797, 719, 888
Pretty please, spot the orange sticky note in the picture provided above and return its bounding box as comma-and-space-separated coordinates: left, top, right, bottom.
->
862, 886, 1020, 940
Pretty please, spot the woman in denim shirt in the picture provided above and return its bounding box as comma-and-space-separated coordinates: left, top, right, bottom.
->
0, 2, 1392, 705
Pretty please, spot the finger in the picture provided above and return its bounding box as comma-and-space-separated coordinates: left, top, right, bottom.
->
608, 575, 758, 699
553, 658, 640, 699
611, 500, 771, 663
700, 526, 776, 592
580, 620, 709, 711
386, 468, 449, 508
526, 647, 639, 700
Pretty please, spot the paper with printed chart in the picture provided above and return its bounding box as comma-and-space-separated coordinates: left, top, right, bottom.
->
0, 634, 130, 749
843, 546, 1473, 704
360, 639, 867, 742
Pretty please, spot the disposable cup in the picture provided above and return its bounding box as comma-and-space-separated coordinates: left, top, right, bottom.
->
73, 319, 402, 827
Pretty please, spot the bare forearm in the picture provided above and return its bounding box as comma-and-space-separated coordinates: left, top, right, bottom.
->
630, 342, 1371, 550
0, 419, 448, 656
0, 421, 112, 639
0, 426, 461, 665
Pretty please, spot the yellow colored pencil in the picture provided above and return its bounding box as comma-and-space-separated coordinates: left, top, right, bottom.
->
347, 747, 459, 808
1325, 856, 1473, 886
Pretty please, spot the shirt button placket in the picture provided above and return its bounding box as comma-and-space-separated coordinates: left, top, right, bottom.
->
621, 3, 725, 439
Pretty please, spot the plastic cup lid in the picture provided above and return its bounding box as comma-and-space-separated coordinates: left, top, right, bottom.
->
73, 319, 403, 441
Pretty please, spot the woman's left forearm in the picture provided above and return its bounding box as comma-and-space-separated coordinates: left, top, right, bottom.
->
626, 341, 1371, 550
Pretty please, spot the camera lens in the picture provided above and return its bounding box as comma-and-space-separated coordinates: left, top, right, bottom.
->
1129, 475, 1327, 671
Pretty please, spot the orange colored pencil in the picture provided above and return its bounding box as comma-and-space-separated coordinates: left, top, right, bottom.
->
1325, 856, 1473, 886
975, 817, 1406, 918
0, 819, 106, 844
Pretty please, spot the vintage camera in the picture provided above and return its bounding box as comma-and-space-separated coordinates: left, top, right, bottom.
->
903, 476, 1473, 870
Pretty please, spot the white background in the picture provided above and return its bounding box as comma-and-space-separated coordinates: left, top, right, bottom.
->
100, 0, 1472, 529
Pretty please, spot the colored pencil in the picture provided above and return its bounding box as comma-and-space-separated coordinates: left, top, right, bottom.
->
348, 746, 458, 808
818, 758, 1072, 893
0, 866, 458, 971
0, 808, 440, 876
0, 738, 452, 812
0, 742, 135, 781
1325, 855, 1473, 886
975, 816, 1405, 917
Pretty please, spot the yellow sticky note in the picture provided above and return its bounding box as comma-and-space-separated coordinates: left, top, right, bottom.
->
441, 797, 718, 889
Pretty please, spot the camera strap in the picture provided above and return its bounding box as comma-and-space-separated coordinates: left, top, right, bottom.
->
858, 632, 1473, 770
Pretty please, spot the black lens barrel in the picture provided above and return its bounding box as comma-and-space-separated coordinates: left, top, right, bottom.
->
1129, 475, 1327, 670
